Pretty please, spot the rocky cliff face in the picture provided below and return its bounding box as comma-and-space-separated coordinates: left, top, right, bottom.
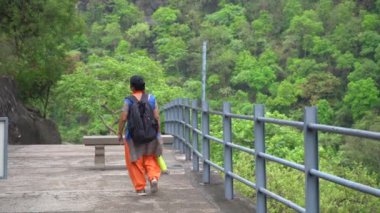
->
0, 76, 61, 144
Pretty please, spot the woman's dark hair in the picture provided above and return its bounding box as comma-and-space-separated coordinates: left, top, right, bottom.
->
130, 75, 145, 91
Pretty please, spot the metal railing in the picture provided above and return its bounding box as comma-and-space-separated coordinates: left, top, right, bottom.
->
162, 99, 380, 213
0, 117, 8, 180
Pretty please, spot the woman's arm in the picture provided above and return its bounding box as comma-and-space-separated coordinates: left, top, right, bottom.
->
117, 104, 128, 143
153, 100, 161, 133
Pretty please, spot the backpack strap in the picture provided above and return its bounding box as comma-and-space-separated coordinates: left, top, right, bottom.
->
126, 95, 138, 103
126, 94, 149, 103
125, 96, 137, 116
140, 93, 149, 103
126, 94, 153, 111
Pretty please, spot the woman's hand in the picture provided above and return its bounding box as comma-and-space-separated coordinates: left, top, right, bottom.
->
118, 133, 123, 145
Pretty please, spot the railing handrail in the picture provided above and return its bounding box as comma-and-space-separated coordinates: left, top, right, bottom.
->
163, 101, 380, 140
162, 99, 380, 213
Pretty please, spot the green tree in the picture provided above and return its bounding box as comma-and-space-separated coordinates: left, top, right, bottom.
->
252, 11, 273, 38
208, 48, 237, 87
101, 22, 123, 50
336, 51, 355, 70
52, 52, 183, 142
114, 40, 131, 59
287, 58, 327, 78
126, 23, 152, 49
114, 0, 144, 31
71, 34, 90, 55
152, 7, 180, 26
250, 10, 274, 54
154, 36, 188, 72
343, 78, 380, 120
205, 3, 245, 27
331, 0, 356, 26
80, 0, 143, 56
286, 10, 324, 57
282, 0, 303, 28
168, 23, 193, 40
375, 44, 380, 63
348, 59, 380, 87
232, 49, 278, 94
316, 0, 333, 30
152, 7, 181, 37
358, 30, 380, 58
204, 3, 248, 38
316, 99, 334, 124
182, 80, 202, 99
266, 80, 303, 112
310, 36, 338, 62
342, 114, 380, 178
0, 0, 81, 117
328, 1, 360, 54
89, 22, 104, 49
302, 72, 341, 104
83, 0, 143, 30
361, 13, 380, 31
332, 50, 354, 98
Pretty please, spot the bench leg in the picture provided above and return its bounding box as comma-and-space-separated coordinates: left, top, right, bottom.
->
95, 145, 105, 168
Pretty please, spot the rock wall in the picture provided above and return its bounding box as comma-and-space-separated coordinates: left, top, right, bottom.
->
0, 76, 61, 144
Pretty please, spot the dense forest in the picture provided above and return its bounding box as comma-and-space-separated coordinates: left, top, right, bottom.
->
0, 0, 379, 211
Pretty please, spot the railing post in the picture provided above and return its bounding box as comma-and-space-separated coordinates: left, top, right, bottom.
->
169, 102, 173, 135
304, 107, 319, 213
169, 102, 173, 136
184, 99, 191, 160
174, 99, 180, 150
172, 100, 176, 149
0, 117, 9, 179
192, 100, 199, 172
179, 99, 185, 153
164, 103, 169, 135
163, 104, 167, 134
223, 102, 233, 200
202, 101, 210, 184
254, 104, 267, 213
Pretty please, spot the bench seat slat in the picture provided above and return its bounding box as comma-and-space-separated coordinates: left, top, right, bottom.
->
83, 136, 120, 146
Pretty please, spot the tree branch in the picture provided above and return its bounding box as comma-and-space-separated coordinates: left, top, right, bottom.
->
98, 115, 117, 134
101, 102, 121, 115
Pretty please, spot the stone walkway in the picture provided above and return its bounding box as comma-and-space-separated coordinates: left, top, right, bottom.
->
0, 144, 254, 212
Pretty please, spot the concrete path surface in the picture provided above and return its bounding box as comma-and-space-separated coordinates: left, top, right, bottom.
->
0, 144, 255, 212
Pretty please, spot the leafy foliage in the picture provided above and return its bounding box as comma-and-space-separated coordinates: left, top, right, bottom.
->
0, 0, 81, 117
343, 78, 380, 120
51, 52, 183, 142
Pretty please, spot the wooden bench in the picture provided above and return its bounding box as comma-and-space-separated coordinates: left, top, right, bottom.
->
83, 135, 174, 168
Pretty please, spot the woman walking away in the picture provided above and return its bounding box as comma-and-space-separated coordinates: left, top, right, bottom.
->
117, 75, 163, 196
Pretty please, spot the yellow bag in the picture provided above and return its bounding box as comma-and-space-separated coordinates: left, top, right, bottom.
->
157, 155, 168, 173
